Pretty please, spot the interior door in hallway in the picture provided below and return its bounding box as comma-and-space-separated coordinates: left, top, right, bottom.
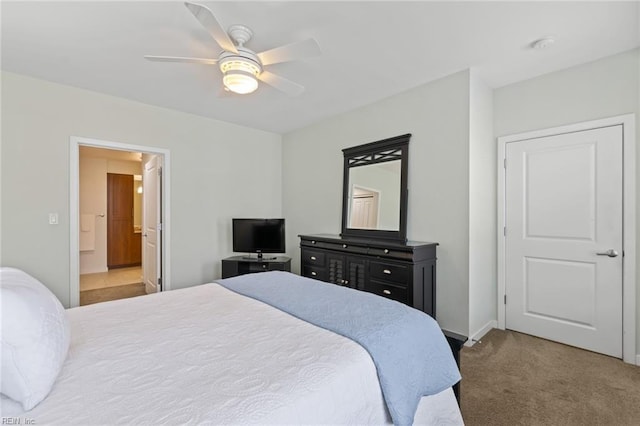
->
107, 173, 140, 268
504, 125, 623, 358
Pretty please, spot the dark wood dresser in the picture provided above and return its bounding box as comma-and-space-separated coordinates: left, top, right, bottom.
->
299, 234, 438, 318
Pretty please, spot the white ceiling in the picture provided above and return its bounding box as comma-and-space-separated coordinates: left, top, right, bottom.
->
2, 1, 639, 134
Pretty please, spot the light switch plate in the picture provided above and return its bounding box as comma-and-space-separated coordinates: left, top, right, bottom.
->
49, 213, 59, 225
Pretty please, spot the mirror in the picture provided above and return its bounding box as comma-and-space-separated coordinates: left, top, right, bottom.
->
341, 134, 410, 242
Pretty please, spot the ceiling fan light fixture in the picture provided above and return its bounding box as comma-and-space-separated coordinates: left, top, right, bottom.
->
223, 71, 259, 94
145, 5, 318, 97
220, 58, 261, 95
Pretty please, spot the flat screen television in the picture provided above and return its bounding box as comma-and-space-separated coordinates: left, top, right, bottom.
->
232, 218, 285, 258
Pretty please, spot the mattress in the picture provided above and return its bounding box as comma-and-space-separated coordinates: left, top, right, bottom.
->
1, 283, 463, 425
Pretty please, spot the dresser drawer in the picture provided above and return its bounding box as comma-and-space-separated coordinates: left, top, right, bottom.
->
301, 238, 368, 255
369, 261, 409, 285
301, 249, 326, 267
369, 281, 407, 303
302, 265, 327, 281
368, 247, 413, 261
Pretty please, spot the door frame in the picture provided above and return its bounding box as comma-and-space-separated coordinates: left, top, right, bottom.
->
497, 114, 636, 364
69, 136, 171, 307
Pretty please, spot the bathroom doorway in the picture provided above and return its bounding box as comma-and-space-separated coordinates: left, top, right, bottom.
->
69, 137, 170, 307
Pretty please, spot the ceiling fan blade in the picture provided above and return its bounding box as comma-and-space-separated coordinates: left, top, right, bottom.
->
144, 55, 218, 65
257, 38, 320, 66
184, 2, 238, 53
257, 71, 305, 96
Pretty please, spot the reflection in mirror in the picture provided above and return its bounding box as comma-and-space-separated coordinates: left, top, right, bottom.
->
347, 160, 401, 230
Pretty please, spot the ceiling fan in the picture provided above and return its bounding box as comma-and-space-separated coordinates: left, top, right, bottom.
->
145, 2, 321, 96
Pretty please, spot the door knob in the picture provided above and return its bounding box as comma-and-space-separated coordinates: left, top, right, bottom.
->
596, 249, 619, 258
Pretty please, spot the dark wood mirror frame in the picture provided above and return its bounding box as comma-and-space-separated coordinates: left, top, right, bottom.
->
341, 134, 410, 242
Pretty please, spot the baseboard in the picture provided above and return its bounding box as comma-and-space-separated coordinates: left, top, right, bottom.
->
465, 320, 497, 347
636, 354, 640, 366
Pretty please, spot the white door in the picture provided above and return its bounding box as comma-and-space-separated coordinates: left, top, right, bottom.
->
350, 186, 379, 229
505, 125, 623, 358
143, 155, 162, 294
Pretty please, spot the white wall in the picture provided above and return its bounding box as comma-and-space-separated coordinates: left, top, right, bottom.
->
283, 70, 472, 335
1, 71, 282, 307
468, 70, 496, 341
494, 48, 640, 355
79, 156, 107, 274
107, 160, 141, 176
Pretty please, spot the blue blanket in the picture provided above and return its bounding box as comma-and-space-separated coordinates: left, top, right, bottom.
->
216, 271, 460, 426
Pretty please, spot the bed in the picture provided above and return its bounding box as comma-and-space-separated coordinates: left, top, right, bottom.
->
1, 268, 463, 425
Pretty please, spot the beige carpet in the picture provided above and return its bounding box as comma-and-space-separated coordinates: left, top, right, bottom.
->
460, 329, 640, 425
80, 282, 146, 306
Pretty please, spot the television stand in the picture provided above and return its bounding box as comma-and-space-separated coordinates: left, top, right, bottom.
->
222, 255, 291, 279
242, 254, 277, 260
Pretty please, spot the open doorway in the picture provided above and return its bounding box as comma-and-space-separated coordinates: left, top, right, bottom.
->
70, 137, 170, 308
78, 147, 144, 305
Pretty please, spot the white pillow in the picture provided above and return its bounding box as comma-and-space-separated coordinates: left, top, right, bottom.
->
0, 267, 70, 410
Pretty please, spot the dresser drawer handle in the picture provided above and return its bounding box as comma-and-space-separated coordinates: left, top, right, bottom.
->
310, 256, 317, 261
383, 269, 392, 274
384, 249, 389, 254
311, 271, 317, 276
383, 289, 392, 295
343, 244, 348, 248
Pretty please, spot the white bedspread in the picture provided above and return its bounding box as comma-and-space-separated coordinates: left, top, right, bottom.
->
1, 283, 463, 425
